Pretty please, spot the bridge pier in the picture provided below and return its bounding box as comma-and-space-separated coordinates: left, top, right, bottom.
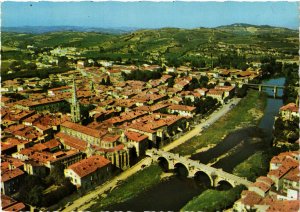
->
258, 85, 262, 92
273, 86, 277, 98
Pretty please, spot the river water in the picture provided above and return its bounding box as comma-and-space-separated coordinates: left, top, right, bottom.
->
106, 77, 285, 211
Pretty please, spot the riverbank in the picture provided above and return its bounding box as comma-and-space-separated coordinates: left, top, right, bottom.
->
172, 90, 267, 156
232, 151, 270, 181
181, 185, 245, 211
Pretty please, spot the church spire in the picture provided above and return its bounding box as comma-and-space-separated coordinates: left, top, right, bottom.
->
71, 76, 81, 123
72, 78, 78, 104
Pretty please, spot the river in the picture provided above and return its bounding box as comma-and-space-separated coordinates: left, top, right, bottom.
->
106, 77, 285, 211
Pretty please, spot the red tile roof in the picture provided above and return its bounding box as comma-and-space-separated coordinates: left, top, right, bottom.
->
266, 200, 300, 212
168, 104, 196, 112
67, 155, 111, 178
61, 121, 103, 138
250, 181, 271, 193
1, 194, 25, 211
256, 176, 274, 186
1, 195, 17, 209
240, 190, 263, 206
92, 144, 125, 153
268, 165, 295, 179
1, 156, 24, 171
102, 135, 120, 143
56, 132, 87, 151
280, 103, 299, 113
48, 86, 71, 92
1, 168, 25, 182
283, 167, 300, 182
207, 89, 224, 96
125, 131, 148, 142
215, 85, 235, 92
3, 202, 26, 212
43, 139, 61, 150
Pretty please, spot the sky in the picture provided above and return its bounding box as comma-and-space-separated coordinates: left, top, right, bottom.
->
2, 1, 299, 29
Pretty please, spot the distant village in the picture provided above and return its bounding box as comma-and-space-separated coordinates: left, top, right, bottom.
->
1, 47, 299, 211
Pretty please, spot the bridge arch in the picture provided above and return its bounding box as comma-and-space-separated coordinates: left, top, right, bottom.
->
214, 178, 234, 189
194, 171, 213, 187
157, 156, 170, 171
174, 162, 189, 177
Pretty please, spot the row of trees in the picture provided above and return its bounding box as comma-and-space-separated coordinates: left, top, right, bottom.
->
182, 96, 219, 115
282, 63, 298, 104
122, 69, 163, 82
100, 76, 112, 86
215, 52, 249, 70
167, 75, 213, 90
2, 66, 72, 81
8, 61, 37, 72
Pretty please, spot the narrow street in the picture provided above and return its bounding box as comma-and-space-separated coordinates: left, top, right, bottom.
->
62, 98, 241, 211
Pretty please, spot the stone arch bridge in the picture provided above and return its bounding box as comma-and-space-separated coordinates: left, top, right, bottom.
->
146, 149, 252, 188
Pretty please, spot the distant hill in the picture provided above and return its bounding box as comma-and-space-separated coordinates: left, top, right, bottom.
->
2, 26, 139, 34
2, 24, 298, 63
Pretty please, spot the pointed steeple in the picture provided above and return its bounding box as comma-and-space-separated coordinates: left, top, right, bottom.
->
90, 80, 94, 92
71, 76, 81, 123
72, 77, 78, 104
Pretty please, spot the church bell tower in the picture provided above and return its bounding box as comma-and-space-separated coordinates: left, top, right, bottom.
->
71, 78, 81, 123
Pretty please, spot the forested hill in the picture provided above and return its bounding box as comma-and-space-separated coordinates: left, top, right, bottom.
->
2, 24, 298, 65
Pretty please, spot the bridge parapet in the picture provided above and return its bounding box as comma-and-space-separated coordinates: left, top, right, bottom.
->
146, 149, 252, 188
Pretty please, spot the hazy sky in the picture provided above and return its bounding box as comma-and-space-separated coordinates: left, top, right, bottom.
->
2, 1, 298, 29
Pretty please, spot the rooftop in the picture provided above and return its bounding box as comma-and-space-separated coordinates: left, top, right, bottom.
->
125, 131, 148, 142
61, 121, 104, 139
67, 155, 111, 178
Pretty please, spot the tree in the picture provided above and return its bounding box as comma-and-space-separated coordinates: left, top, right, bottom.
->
199, 76, 209, 88
101, 78, 106, 85
236, 85, 248, 98
167, 77, 175, 87
224, 81, 231, 86
18, 175, 45, 206
57, 56, 68, 67
9, 61, 26, 72
28, 185, 44, 206
26, 62, 37, 71
43, 179, 76, 207
106, 76, 112, 85
188, 77, 200, 90
47, 163, 66, 185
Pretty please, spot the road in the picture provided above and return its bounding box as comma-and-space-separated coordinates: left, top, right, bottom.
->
62, 98, 241, 211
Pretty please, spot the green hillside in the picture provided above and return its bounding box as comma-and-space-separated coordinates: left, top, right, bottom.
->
2, 25, 298, 68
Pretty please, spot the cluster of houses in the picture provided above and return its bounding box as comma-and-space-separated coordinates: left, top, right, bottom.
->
233, 150, 300, 211
1, 61, 263, 209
